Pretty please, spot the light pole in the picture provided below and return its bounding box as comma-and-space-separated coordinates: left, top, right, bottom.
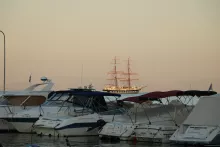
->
0, 30, 6, 94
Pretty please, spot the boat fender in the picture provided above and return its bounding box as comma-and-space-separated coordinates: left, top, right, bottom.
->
117, 100, 123, 107
133, 136, 137, 144
97, 119, 106, 128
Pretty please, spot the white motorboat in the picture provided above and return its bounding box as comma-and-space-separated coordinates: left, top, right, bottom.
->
99, 104, 189, 142
0, 77, 54, 132
34, 109, 127, 137
33, 90, 125, 137
169, 94, 220, 145
99, 90, 217, 143
6, 89, 121, 133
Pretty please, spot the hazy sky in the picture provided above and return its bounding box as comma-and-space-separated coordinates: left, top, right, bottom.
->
0, 0, 219, 92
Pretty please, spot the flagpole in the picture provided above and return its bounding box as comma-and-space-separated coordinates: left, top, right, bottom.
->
29, 73, 32, 85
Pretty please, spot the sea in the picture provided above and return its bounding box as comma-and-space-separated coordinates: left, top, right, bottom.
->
0, 133, 175, 147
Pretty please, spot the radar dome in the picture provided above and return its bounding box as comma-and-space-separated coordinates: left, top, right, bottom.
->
41, 76, 48, 82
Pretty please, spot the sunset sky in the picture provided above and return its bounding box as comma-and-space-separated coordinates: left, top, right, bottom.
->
0, 0, 219, 92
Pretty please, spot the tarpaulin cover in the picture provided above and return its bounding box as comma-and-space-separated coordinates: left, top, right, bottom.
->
121, 90, 217, 104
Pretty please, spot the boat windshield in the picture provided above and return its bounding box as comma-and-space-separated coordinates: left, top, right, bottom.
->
42, 92, 76, 106
42, 92, 111, 112
0, 96, 9, 105
41, 90, 122, 114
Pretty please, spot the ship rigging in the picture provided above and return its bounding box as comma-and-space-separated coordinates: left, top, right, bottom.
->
103, 57, 145, 94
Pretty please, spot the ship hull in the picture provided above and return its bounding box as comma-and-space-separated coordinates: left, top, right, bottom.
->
103, 90, 140, 94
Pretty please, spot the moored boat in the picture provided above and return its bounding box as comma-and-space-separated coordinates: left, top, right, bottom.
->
33, 90, 123, 137
99, 90, 217, 143
169, 94, 220, 145
0, 77, 54, 132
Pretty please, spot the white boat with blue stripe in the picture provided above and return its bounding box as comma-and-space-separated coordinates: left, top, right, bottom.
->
33, 90, 128, 137
4, 89, 120, 133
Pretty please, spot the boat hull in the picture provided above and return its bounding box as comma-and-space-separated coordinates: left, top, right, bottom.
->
2, 116, 39, 133
10, 122, 35, 133
135, 124, 177, 143
99, 122, 137, 141
103, 90, 140, 94
35, 126, 99, 137
0, 119, 16, 132
33, 113, 123, 137
99, 123, 177, 143
169, 125, 220, 145
0, 106, 34, 132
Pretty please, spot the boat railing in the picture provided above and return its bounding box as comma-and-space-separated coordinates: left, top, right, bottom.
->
20, 96, 32, 106
0, 104, 13, 115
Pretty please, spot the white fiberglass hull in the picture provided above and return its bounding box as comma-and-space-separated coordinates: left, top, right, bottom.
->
34, 113, 100, 137
170, 125, 220, 145
10, 122, 35, 133
0, 119, 16, 132
169, 96, 220, 145
35, 126, 98, 137
99, 122, 137, 141
58, 127, 99, 137
34, 120, 99, 137
0, 106, 34, 132
34, 113, 124, 137
99, 105, 192, 142
3, 106, 79, 133
99, 122, 177, 143
135, 124, 177, 143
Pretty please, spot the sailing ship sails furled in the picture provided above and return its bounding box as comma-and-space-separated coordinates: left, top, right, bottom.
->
103, 57, 144, 94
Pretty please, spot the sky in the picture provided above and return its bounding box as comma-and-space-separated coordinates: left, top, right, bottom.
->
0, 0, 219, 92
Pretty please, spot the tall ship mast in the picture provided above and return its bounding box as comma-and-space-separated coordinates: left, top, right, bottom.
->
120, 57, 139, 89
105, 56, 122, 88
103, 57, 144, 94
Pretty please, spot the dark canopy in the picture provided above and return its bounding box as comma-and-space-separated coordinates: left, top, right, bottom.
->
122, 90, 183, 104
48, 89, 121, 98
121, 90, 217, 104
181, 90, 217, 97
47, 89, 120, 113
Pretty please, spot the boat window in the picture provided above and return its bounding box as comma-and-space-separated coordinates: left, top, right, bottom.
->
189, 126, 207, 129
48, 93, 62, 101
0, 97, 9, 105
43, 94, 94, 108
57, 93, 70, 101
47, 93, 71, 102
42, 92, 119, 113
42, 93, 68, 106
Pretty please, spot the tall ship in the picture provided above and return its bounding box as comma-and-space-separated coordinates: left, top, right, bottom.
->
103, 57, 145, 94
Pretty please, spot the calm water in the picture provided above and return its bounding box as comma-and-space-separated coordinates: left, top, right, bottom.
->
0, 133, 177, 147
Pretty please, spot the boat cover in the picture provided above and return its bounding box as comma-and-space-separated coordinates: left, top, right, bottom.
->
46, 90, 120, 113
121, 90, 217, 104
181, 90, 217, 97
48, 90, 121, 98
183, 95, 220, 126
121, 90, 183, 103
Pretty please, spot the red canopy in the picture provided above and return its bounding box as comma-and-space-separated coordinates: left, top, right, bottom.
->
122, 90, 184, 104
